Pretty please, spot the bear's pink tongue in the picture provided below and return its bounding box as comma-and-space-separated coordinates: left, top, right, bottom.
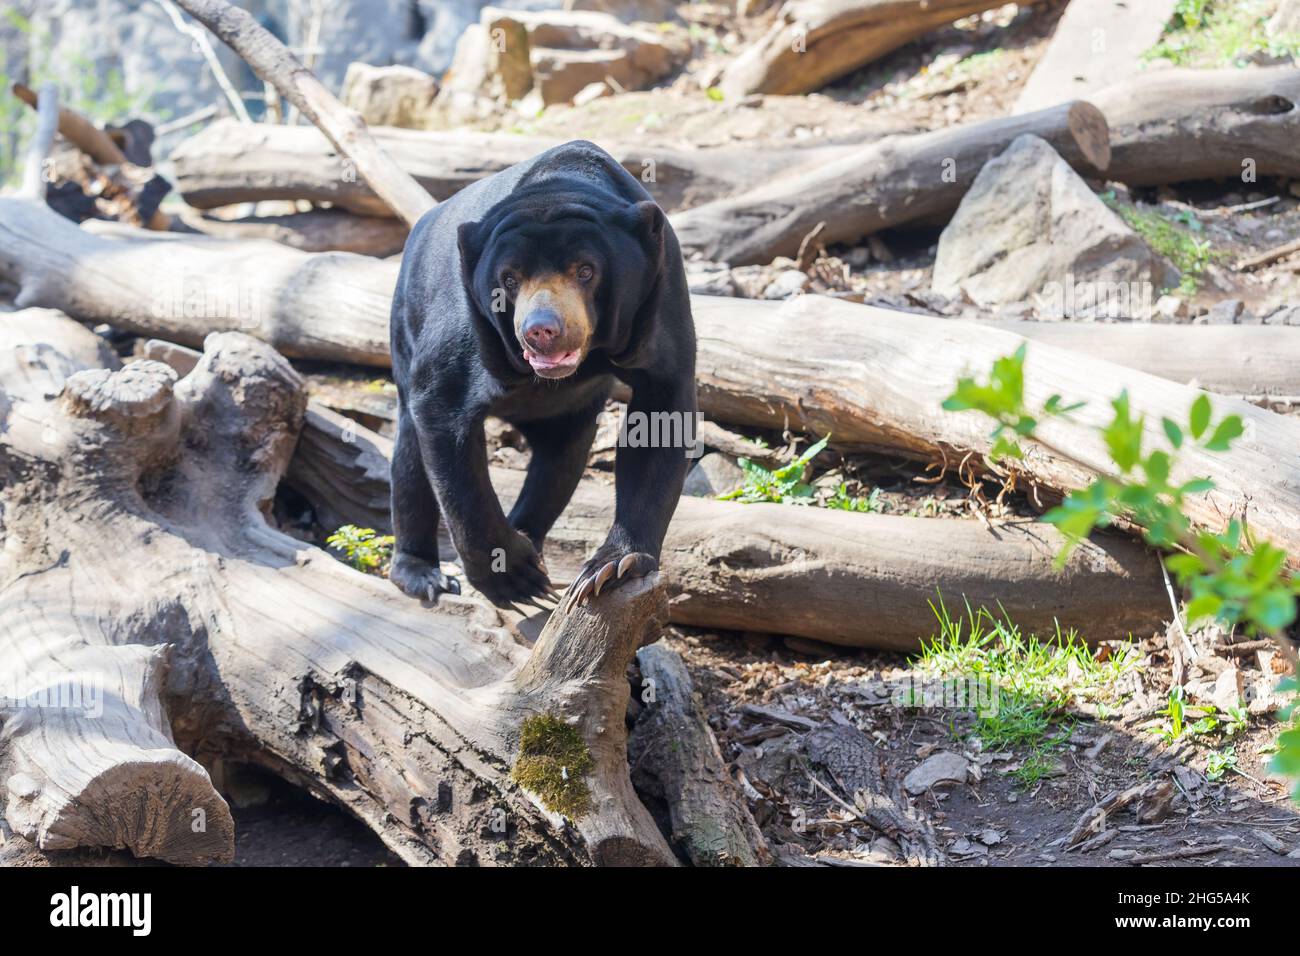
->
524, 348, 578, 371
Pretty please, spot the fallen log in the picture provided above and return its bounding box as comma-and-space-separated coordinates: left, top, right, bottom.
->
627, 643, 771, 866
717, 0, 1033, 98
0, 309, 233, 864
1094, 66, 1300, 187
169, 118, 856, 216
287, 405, 1169, 650
991, 321, 1300, 398
0, 321, 681, 866
6, 202, 1300, 566
669, 101, 1111, 265
177, 206, 410, 257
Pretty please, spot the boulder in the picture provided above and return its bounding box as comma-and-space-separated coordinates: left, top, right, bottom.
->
682, 453, 745, 498
932, 135, 1180, 318
341, 63, 440, 128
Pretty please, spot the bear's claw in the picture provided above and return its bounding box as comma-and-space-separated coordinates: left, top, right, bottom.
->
561, 551, 656, 613
390, 553, 461, 604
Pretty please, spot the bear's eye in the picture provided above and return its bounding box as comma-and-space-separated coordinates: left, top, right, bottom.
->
576, 265, 594, 283
501, 273, 519, 293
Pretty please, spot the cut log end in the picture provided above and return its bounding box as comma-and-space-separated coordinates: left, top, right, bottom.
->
11, 757, 236, 865
1065, 100, 1112, 173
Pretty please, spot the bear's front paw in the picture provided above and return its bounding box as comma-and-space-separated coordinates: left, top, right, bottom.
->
389, 552, 462, 603
463, 530, 555, 608
561, 546, 657, 612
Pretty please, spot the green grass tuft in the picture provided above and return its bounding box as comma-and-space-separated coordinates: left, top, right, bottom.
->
1100, 192, 1219, 296
1145, 0, 1300, 68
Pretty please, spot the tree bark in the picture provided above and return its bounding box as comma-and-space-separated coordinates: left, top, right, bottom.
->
169, 118, 857, 216
1094, 66, 1300, 187
287, 405, 1168, 651
177, 206, 410, 257
0, 318, 680, 866
669, 101, 1110, 265
627, 643, 771, 866
718, 0, 1036, 97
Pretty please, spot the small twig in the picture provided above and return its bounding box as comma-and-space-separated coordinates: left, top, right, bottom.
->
1158, 554, 1197, 662
154, 0, 254, 123
1127, 841, 1233, 865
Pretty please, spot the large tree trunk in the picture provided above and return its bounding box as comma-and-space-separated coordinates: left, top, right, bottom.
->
718, 0, 1037, 98
0, 315, 685, 866
6, 201, 1300, 564
286, 404, 1168, 651
169, 119, 858, 217
668, 101, 1110, 265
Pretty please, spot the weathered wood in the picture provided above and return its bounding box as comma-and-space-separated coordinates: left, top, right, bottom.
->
288, 405, 1169, 650
669, 101, 1110, 265
0, 319, 677, 865
1012, 0, 1179, 114
991, 321, 1300, 398
1095, 66, 1300, 187
177, 207, 410, 257
718, 0, 1034, 97
19, 83, 58, 199
169, 118, 855, 216
0, 310, 234, 864
14, 81, 127, 166
7, 203, 1300, 567
172, 0, 434, 226
628, 643, 771, 866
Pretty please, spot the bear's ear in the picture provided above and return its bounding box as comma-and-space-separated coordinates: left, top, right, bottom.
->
628, 200, 665, 257
457, 220, 484, 290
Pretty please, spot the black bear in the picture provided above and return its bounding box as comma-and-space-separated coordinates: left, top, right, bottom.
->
388, 140, 697, 609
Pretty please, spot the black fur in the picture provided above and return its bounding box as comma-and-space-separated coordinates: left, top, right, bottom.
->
388, 140, 697, 607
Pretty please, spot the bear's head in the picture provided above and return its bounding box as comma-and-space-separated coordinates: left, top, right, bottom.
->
458, 191, 665, 380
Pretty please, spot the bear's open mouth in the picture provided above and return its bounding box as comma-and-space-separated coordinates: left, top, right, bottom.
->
523, 348, 580, 377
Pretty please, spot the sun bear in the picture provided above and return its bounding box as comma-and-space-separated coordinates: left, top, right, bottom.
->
387, 140, 697, 609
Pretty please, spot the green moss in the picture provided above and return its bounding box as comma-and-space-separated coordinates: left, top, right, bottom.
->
511, 713, 593, 819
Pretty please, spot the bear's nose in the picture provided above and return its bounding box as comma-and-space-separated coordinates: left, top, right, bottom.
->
521, 310, 562, 352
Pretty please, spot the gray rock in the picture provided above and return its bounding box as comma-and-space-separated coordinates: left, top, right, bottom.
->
1264, 305, 1300, 326
685, 264, 740, 297
932, 134, 1179, 316
682, 453, 745, 498
1201, 299, 1245, 324
903, 751, 969, 795
341, 63, 440, 128
762, 269, 810, 300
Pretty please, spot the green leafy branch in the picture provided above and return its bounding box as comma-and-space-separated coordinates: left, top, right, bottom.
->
944, 345, 1300, 797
